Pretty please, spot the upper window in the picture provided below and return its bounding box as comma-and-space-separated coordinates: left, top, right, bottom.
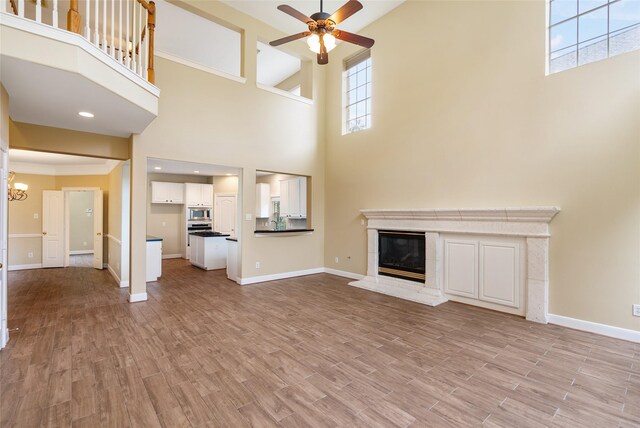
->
548, 0, 640, 74
344, 50, 372, 134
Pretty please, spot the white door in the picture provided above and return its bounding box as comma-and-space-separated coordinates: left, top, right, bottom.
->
214, 195, 237, 237
93, 190, 103, 269
42, 191, 64, 268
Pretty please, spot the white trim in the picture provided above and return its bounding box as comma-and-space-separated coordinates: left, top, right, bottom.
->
162, 254, 182, 259
9, 160, 121, 176
107, 263, 128, 288
155, 49, 246, 84
8, 233, 41, 238
106, 234, 122, 245
8, 263, 42, 271
256, 83, 314, 105
323, 268, 364, 281
0, 13, 159, 96
128, 292, 148, 303
548, 314, 640, 343
69, 250, 94, 255
240, 267, 325, 285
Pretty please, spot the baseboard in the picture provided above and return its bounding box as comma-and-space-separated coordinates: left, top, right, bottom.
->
128, 292, 148, 303
323, 268, 365, 281
119, 280, 129, 288
8, 263, 42, 271
162, 254, 183, 259
548, 314, 640, 343
0, 327, 8, 350
69, 250, 94, 255
240, 267, 325, 285
106, 264, 128, 288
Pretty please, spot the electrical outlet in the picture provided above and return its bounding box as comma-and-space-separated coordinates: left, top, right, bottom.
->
162, 221, 166, 227
246, 213, 252, 221
33, 213, 38, 219
27, 252, 33, 258
633, 304, 640, 317
255, 261, 260, 269
335, 257, 339, 263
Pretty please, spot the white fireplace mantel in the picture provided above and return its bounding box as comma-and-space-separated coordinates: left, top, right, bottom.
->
350, 207, 561, 323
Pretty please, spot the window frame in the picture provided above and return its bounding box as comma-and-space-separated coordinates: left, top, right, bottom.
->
342, 50, 372, 135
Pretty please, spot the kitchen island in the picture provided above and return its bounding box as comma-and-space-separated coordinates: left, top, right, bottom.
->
189, 231, 230, 270
146, 236, 163, 282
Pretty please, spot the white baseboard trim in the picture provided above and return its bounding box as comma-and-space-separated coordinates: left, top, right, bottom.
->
69, 250, 94, 255
548, 313, 640, 343
240, 267, 325, 285
128, 292, 148, 303
0, 327, 8, 350
162, 254, 183, 259
107, 264, 128, 288
8, 263, 43, 271
119, 280, 129, 288
323, 268, 365, 281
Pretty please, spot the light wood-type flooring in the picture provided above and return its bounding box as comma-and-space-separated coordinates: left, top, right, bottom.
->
1, 259, 639, 427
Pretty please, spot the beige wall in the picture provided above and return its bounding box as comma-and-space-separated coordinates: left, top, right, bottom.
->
129, 0, 326, 295
8, 173, 110, 266
324, 1, 640, 331
10, 121, 130, 160
69, 191, 94, 252
211, 175, 239, 194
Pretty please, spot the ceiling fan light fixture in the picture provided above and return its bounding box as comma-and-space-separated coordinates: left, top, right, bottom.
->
307, 34, 321, 53
307, 33, 336, 54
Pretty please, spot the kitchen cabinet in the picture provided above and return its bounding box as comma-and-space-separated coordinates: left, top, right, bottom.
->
146, 236, 163, 281
255, 183, 270, 218
444, 236, 522, 312
226, 238, 238, 282
279, 177, 307, 218
186, 183, 213, 207
190, 234, 227, 270
151, 182, 184, 204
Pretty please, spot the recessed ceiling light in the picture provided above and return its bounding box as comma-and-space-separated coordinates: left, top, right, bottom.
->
194, 170, 200, 174
78, 111, 94, 118
154, 166, 162, 170
226, 173, 232, 176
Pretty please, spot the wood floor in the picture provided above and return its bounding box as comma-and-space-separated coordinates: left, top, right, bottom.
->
1, 260, 639, 427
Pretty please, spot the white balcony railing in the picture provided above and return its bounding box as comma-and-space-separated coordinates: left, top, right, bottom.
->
3, 0, 156, 84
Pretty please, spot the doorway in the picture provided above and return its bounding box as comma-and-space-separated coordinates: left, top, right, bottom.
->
64, 189, 104, 269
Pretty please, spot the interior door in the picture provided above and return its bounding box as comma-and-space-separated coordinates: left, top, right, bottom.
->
214, 195, 237, 237
42, 190, 64, 268
93, 190, 103, 269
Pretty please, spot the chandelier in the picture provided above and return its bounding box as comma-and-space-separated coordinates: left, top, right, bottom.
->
8, 172, 28, 202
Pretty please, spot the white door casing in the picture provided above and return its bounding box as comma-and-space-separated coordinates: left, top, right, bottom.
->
214, 194, 237, 237
93, 190, 103, 269
0, 151, 8, 349
42, 190, 64, 268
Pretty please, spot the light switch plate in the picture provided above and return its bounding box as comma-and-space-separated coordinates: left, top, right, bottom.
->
633, 304, 640, 317
33, 213, 38, 219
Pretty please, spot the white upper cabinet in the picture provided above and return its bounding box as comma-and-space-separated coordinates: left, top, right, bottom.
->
255, 183, 270, 218
186, 183, 213, 207
151, 182, 185, 204
279, 177, 307, 218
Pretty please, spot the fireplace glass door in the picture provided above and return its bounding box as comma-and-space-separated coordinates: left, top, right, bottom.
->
378, 231, 426, 283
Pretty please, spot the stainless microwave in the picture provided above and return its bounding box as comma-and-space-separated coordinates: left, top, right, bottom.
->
188, 208, 211, 221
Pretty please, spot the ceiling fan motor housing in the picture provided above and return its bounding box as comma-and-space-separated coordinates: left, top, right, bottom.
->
309, 12, 335, 33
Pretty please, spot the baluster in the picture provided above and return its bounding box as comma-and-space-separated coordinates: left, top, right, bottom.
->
35, 0, 41, 22
94, 0, 99, 46
118, 0, 122, 61
147, 1, 154, 84
110, 0, 115, 56
144, 10, 149, 79
18, 0, 23, 17
52, 0, 58, 27
131, 0, 136, 72
85, 0, 90, 39
137, 2, 142, 75
102, 0, 107, 52
125, 0, 130, 68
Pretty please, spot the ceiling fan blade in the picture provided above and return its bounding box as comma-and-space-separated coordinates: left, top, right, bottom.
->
328, 0, 363, 25
269, 31, 311, 47
318, 36, 329, 65
332, 30, 375, 48
277, 4, 315, 24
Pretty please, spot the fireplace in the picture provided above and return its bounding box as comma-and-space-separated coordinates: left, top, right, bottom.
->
378, 231, 426, 283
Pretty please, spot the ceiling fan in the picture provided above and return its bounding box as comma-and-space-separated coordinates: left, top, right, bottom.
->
269, 0, 375, 65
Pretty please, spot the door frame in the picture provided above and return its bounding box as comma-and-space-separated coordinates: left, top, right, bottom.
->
0, 149, 8, 349
62, 187, 101, 268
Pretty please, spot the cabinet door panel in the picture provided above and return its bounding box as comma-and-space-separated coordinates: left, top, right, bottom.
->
299, 177, 307, 218
444, 239, 478, 298
280, 180, 290, 217
167, 183, 184, 204
186, 184, 200, 206
201, 184, 213, 207
479, 242, 520, 308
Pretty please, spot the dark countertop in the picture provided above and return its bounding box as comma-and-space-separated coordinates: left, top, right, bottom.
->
146, 235, 163, 242
254, 229, 314, 234
189, 231, 230, 238
226, 238, 238, 242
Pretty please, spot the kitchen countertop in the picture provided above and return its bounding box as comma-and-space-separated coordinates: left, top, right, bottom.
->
189, 231, 230, 238
254, 229, 314, 234
146, 235, 163, 242
226, 237, 238, 242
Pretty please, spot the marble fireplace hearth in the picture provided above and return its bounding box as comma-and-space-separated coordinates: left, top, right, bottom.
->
349, 207, 560, 323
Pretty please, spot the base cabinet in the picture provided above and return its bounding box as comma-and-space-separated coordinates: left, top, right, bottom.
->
146, 240, 162, 282
190, 235, 227, 270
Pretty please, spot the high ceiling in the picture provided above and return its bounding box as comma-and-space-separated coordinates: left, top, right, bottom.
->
221, 0, 405, 36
